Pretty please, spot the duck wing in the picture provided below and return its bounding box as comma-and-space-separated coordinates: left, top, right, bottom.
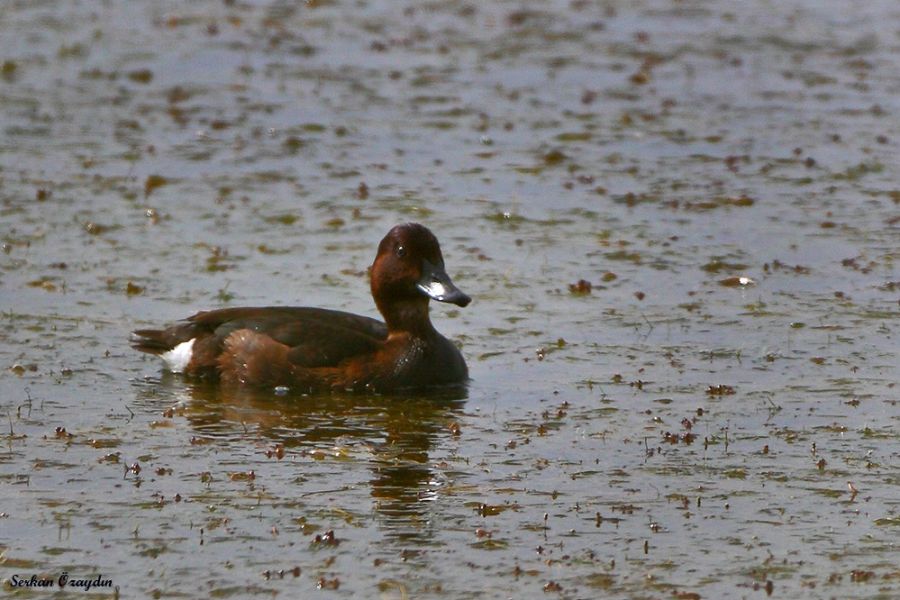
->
132, 306, 388, 373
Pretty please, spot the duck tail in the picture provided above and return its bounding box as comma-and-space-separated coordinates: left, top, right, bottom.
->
130, 323, 196, 355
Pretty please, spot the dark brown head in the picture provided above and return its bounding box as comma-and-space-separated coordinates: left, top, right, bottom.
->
371, 223, 470, 332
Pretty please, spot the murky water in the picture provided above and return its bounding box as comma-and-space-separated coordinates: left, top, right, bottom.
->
1, 0, 898, 597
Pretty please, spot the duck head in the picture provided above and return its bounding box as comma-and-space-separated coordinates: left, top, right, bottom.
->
371, 223, 470, 333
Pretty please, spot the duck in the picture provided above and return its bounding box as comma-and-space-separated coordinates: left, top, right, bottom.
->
131, 223, 471, 392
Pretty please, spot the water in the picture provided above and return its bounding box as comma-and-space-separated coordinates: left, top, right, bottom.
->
1, 0, 898, 597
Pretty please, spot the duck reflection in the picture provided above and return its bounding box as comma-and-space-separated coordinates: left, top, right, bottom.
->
134, 375, 466, 545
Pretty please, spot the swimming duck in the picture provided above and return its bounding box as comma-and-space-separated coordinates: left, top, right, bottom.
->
131, 223, 470, 392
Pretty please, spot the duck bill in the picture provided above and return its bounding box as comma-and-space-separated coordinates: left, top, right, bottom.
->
417, 259, 471, 307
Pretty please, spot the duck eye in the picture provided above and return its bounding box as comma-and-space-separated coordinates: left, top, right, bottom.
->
396, 245, 406, 257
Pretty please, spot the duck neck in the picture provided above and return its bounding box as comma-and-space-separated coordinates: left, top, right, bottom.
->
377, 298, 436, 338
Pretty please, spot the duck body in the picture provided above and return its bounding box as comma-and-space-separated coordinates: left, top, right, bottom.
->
131, 224, 470, 392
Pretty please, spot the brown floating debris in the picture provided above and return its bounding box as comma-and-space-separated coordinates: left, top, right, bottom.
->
316, 577, 340, 590
313, 530, 339, 546
543, 580, 563, 592
127, 69, 153, 83
706, 384, 735, 396
543, 149, 567, 165
84, 221, 110, 235
265, 444, 285, 459
568, 279, 591, 295
850, 570, 874, 582
228, 470, 255, 481
701, 260, 748, 274
144, 174, 169, 197
718, 276, 755, 287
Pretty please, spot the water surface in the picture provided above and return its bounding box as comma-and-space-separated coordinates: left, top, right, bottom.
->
1, 0, 898, 597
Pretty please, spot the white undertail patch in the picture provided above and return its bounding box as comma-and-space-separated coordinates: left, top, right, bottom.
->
161, 339, 195, 373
